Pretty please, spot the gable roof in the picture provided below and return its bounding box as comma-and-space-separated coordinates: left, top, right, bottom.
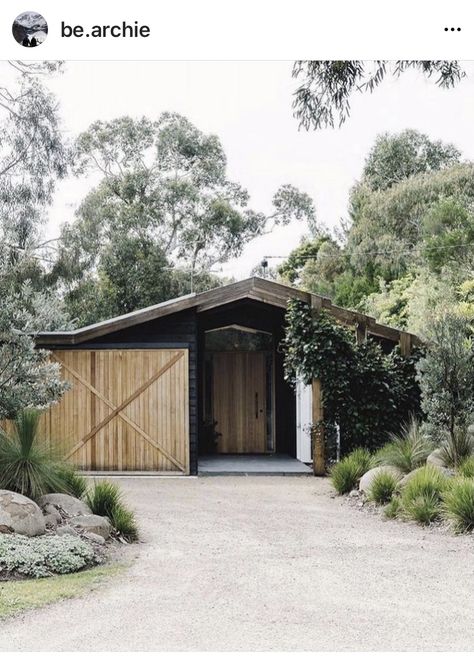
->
36, 277, 420, 347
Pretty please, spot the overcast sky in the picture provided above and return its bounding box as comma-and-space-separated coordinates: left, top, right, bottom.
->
45, 60, 474, 280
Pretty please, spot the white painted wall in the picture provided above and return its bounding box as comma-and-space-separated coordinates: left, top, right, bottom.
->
296, 380, 312, 463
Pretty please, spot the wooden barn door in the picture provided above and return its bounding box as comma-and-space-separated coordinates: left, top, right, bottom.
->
39, 349, 190, 473
212, 351, 267, 453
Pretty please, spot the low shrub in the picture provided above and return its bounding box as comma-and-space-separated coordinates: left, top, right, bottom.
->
0, 534, 99, 579
368, 470, 398, 505
86, 481, 139, 542
384, 496, 401, 519
439, 427, 474, 469
443, 478, 474, 533
400, 465, 449, 525
374, 418, 431, 474
458, 456, 474, 479
330, 448, 372, 494
58, 466, 88, 499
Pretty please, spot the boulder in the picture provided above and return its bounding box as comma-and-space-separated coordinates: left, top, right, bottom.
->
426, 449, 447, 468
42, 503, 61, 524
70, 514, 112, 540
38, 493, 91, 518
56, 524, 79, 537
359, 466, 403, 494
0, 490, 45, 537
82, 531, 106, 545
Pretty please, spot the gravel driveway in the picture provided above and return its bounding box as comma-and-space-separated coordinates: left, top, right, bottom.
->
1, 476, 474, 651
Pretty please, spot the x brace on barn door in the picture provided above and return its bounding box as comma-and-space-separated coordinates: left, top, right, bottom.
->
51, 351, 186, 472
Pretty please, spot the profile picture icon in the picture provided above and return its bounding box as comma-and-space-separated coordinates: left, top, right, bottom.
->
12, 11, 47, 47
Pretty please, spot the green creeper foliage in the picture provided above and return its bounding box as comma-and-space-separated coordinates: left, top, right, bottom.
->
283, 300, 422, 454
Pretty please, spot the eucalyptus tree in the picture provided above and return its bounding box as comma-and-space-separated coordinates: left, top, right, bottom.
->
55, 112, 317, 321
292, 61, 465, 130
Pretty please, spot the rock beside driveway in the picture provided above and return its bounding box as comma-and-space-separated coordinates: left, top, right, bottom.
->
38, 493, 92, 518
70, 514, 112, 539
0, 490, 45, 536
359, 466, 403, 493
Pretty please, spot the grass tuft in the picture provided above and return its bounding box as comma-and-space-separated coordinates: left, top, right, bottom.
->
86, 481, 139, 542
384, 496, 401, 519
443, 477, 474, 533
439, 427, 474, 469
400, 465, 448, 525
330, 448, 373, 494
367, 470, 398, 505
458, 456, 474, 479
57, 466, 88, 499
374, 418, 432, 474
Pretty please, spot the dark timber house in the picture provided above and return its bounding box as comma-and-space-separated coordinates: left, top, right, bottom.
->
36, 278, 419, 475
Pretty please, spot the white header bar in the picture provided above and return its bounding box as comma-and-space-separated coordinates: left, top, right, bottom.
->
1, 0, 473, 60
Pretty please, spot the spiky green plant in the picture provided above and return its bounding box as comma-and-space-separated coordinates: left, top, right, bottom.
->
58, 465, 88, 499
374, 418, 432, 474
443, 478, 474, 532
368, 470, 398, 505
400, 465, 449, 525
330, 448, 373, 494
109, 503, 139, 542
384, 496, 401, 519
458, 456, 474, 479
403, 494, 441, 525
0, 409, 67, 500
86, 480, 139, 542
439, 426, 474, 469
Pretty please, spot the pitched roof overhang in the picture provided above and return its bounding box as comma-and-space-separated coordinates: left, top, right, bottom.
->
36, 277, 420, 347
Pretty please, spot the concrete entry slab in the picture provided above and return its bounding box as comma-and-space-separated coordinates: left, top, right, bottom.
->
198, 454, 312, 475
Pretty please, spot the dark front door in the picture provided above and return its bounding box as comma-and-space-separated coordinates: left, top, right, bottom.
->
212, 351, 267, 453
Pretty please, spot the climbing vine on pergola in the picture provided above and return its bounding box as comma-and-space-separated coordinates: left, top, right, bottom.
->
282, 299, 422, 459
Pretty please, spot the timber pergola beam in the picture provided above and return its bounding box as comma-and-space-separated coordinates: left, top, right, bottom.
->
36, 277, 420, 356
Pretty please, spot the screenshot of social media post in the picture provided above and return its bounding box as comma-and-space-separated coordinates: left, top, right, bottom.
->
0, 0, 473, 657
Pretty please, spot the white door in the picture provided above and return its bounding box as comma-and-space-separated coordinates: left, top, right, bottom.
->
296, 380, 312, 463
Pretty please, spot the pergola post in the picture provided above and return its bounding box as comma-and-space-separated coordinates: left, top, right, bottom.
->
310, 295, 325, 476
399, 331, 412, 357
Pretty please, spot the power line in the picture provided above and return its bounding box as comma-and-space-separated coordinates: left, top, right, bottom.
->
263, 240, 474, 262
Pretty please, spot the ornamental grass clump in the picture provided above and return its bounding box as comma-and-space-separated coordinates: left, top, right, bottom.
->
57, 465, 88, 499
400, 465, 449, 525
439, 427, 474, 469
384, 496, 401, 519
442, 478, 474, 533
458, 456, 474, 479
86, 481, 139, 542
0, 409, 67, 500
330, 448, 372, 494
368, 470, 398, 505
374, 418, 432, 474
